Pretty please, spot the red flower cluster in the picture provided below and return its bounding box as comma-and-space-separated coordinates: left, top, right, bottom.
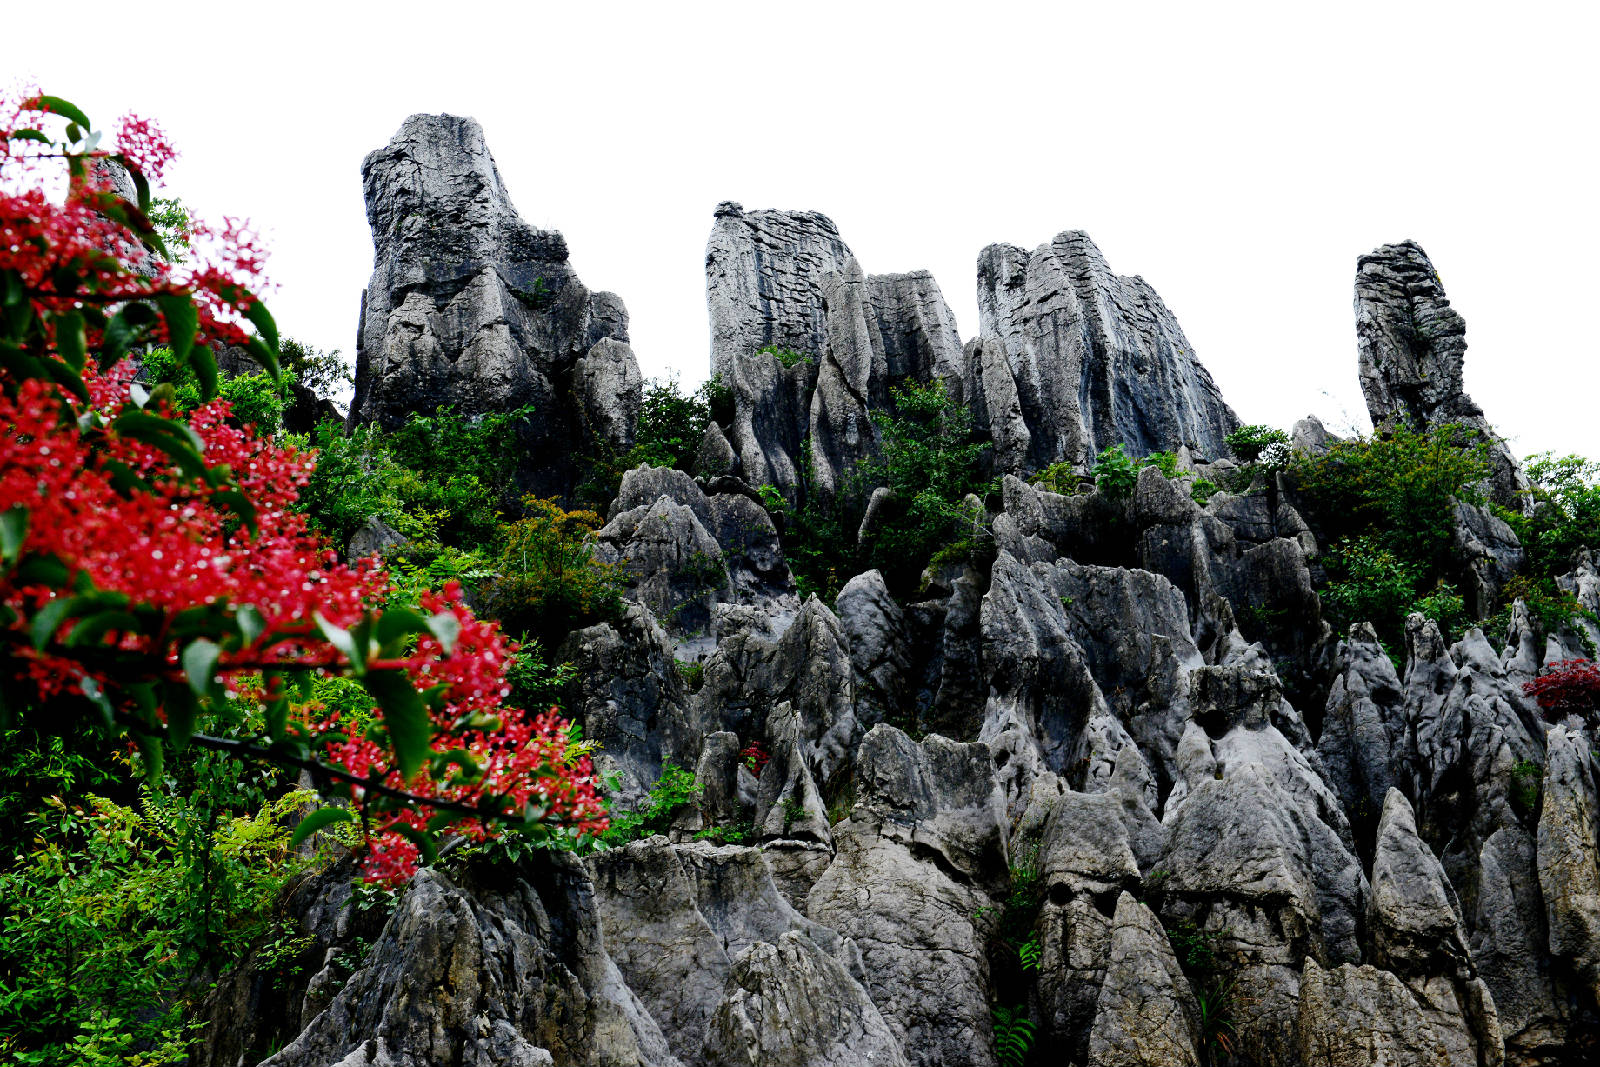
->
1, 92, 607, 883
1525, 659, 1600, 720
740, 740, 770, 776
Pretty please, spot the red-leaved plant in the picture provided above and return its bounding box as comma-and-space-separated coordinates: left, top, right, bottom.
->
0, 91, 606, 882
1525, 658, 1600, 721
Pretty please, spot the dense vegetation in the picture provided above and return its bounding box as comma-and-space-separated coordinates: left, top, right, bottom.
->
0, 93, 609, 1064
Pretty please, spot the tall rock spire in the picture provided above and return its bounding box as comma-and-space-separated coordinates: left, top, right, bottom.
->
351, 114, 640, 497
1355, 240, 1524, 509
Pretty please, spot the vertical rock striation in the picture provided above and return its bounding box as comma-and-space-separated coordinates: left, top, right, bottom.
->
352, 114, 640, 496
974, 231, 1239, 470
1354, 240, 1525, 509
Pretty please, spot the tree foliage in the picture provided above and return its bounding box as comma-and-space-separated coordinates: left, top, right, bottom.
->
0, 92, 606, 890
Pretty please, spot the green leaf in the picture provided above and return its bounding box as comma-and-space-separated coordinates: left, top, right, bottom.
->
0, 506, 28, 562
31, 95, 91, 130
133, 732, 165, 783
110, 410, 208, 479
155, 294, 198, 369
236, 604, 266, 646
16, 552, 70, 589
29, 596, 76, 649
388, 822, 439, 867
190, 344, 219, 401
182, 638, 221, 697
314, 612, 365, 673
363, 669, 431, 779
427, 611, 462, 654
55, 311, 87, 372
375, 608, 431, 656
287, 806, 356, 850
164, 684, 199, 750
210, 489, 259, 537
3, 128, 51, 146
245, 335, 281, 380
243, 296, 279, 355
65, 610, 140, 646
127, 165, 151, 214
100, 302, 157, 369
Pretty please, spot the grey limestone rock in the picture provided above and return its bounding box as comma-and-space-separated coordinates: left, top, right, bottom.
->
345, 515, 407, 563
351, 114, 639, 497
806, 726, 1004, 1067
1354, 240, 1525, 510
1297, 958, 1501, 1067
1085, 893, 1203, 1067
975, 230, 1238, 471
704, 932, 909, 1067
560, 605, 698, 807
693, 421, 739, 479
706, 203, 852, 380
1318, 624, 1413, 835
835, 569, 911, 732
1538, 724, 1600, 1005
261, 854, 679, 1067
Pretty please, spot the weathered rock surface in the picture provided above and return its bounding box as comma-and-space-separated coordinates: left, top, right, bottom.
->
238, 146, 1600, 1067
1354, 240, 1525, 509
261, 854, 679, 1067
975, 230, 1238, 469
351, 114, 639, 496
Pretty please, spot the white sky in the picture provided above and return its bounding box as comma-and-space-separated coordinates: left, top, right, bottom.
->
23, 1, 1599, 459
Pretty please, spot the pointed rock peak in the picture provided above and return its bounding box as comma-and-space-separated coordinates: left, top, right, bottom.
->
976, 228, 1238, 468
1354, 239, 1525, 508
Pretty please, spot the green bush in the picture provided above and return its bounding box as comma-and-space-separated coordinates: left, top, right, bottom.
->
1500, 453, 1600, 581
576, 375, 731, 509
601, 764, 701, 846
482, 496, 624, 647
757, 344, 812, 369
1293, 424, 1491, 644
299, 405, 526, 551
1092, 443, 1140, 500
1225, 424, 1289, 463
0, 752, 311, 1066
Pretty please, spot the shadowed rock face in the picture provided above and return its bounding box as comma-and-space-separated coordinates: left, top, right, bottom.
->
1355, 240, 1525, 509
975, 231, 1239, 468
351, 113, 639, 496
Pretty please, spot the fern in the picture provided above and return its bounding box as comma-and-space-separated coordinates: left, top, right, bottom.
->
991, 1004, 1036, 1067
1016, 935, 1042, 972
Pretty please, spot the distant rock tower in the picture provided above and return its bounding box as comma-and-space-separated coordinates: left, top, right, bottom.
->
1355, 240, 1525, 509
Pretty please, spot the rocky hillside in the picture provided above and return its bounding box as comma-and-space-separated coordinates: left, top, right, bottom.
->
229, 115, 1600, 1066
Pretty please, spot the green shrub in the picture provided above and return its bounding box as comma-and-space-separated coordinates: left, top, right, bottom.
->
0, 752, 312, 1066
757, 344, 812, 368
1292, 424, 1488, 579
991, 1004, 1036, 1067
482, 496, 624, 647
576, 376, 731, 509
601, 764, 701, 846
1293, 424, 1492, 644
1190, 478, 1219, 506
299, 404, 526, 552
860, 380, 994, 594
1225, 424, 1289, 463
1092, 443, 1140, 500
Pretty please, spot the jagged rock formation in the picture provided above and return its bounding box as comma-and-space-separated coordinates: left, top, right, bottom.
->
247, 122, 1600, 1066
1355, 240, 1526, 509
707, 207, 1234, 510
973, 231, 1239, 469
350, 114, 640, 496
